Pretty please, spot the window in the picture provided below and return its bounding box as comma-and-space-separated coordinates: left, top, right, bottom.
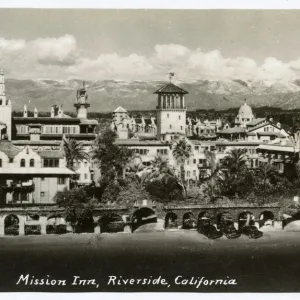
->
58, 177, 66, 185
195, 146, 199, 151
0, 159, 2, 167
91, 173, 94, 181
193, 170, 196, 177
170, 125, 172, 129
21, 193, 29, 202
29, 159, 35, 167
84, 173, 88, 180
41, 177, 45, 181
20, 159, 25, 167
9, 158, 13, 163
193, 159, 196, 164
43, 158, 59, 168
84, 161, 88, 167
13, 192, 19, 202
187, 171, 190, 177
180, 126, 183, 130
41, 192, 45, 197
157, 149, 168, 155
179, 115, 181, 120
167, 114, 169, 118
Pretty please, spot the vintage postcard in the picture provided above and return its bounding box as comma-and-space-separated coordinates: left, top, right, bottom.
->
1, 1, 300, 295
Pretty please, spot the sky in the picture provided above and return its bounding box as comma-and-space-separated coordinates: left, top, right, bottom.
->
1, 9, 300, 81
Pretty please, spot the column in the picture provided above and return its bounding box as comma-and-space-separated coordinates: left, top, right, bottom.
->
94, 225, 101, 234
0, 215, 5, 235
19, 216, 25, 235
66, 222, 73, 233
40, 216, 47, 234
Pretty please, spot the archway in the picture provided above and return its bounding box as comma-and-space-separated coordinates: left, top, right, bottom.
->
24, 214, 41, 235
259, 211, 274, 228
182, 212, 196, 229
197, 211, 212, 229
100, 213, 125, 233
238, 211, 255, 230
46, 214, 67, 234
4, 214, 19, 236
165, 212, 178, 229
216, 212, 233, 229
132, 207, 157, 232
77, 210, 94, 233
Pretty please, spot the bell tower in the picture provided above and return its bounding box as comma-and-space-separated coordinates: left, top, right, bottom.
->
0, 69, 12, 140
155, 73, 188, 142
74, 81, 90, 119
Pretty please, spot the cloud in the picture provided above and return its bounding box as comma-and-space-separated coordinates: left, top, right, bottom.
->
0, 35, 300, 82
31, 35, 79, 66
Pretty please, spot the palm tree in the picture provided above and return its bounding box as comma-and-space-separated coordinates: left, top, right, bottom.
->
216, 148, 248, 197
63, 138, 88, 171
201, 150, 222, 201
142, 155, 175, 184
255, 159, 278, 201
222, 148, 247, 174
172, 138, 191, 199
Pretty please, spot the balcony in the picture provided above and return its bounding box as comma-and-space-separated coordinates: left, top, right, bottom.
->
156, 106, 187, 110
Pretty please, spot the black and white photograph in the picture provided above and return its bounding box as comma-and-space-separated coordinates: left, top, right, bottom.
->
1, 1, 300, 294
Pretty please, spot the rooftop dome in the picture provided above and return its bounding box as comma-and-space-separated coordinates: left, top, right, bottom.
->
238, 100, 253, 119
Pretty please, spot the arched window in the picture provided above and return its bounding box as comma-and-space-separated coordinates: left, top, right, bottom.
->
29, 159, 35, 167
20, 159, 25, 168
0, 158, 2, 167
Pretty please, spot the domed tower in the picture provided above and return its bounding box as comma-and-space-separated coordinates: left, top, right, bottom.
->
235, 99, 254, 127
155, 74, 188, 142
74, 81, 90, 119
0, 69, 12, 140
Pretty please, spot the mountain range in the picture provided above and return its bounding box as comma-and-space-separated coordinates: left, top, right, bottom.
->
5, 78, 300, 113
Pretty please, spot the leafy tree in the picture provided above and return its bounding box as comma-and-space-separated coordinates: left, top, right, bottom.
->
172, 138, 191, 199
90, 129, 134, 202
55, 188, 96, 233
116, 178, 153, 206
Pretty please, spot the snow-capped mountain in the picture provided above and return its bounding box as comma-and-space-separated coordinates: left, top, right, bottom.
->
5, 78, 300, 112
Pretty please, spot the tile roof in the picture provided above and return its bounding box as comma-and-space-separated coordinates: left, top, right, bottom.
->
246, 118, 266, 127
37, 150, 64, 158
0, 167, 75, 175
218, 127, 247, 134
0, 141, 21, 158
248, 122, 280, 133
154, 83, 188, 94
257, 144, 297, 153
115, 139, 166, 146
113, 106, 128, 113
257, 132, 286, 138
216, 141, 261, 146
80, 119, 99, 125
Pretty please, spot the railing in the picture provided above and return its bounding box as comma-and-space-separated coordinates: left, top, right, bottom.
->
156, 106, 187, 110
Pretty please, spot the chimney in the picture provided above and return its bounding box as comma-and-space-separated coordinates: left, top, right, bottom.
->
23, 105, 28, 117
51, 106, 55, 118
34, 107, 38, 118
58, 105, 63, 117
